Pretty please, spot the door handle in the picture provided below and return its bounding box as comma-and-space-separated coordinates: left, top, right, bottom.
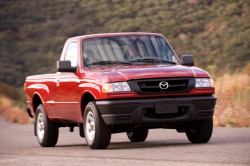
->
56, 80, 60, 86
76, 80, 80, 84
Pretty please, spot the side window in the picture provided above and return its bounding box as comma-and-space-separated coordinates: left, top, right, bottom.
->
65, 42, 78, 67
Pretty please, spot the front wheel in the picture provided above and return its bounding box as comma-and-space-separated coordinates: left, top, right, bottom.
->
35, 104, 59, 147
84, 102, 111, 149
185, 119, 213, 143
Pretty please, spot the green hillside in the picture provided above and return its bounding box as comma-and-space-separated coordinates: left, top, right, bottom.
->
0, 0, 250, 87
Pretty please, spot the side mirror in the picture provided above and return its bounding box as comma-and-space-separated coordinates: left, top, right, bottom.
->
57, 60, 77, 73
182, 55, 194, 66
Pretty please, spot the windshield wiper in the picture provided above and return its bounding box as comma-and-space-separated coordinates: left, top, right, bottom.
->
87, 61, 131, 69
130, 58, 176, 64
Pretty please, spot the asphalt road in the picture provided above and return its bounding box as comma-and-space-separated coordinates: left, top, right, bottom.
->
0, 116, 249, 166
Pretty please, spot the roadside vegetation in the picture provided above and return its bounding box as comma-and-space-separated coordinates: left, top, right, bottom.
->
0, 0, 249, 126
0, 83, 30, 124
213, 72, 250, 127
0, 96, 30, 124
1, 0, 250, 87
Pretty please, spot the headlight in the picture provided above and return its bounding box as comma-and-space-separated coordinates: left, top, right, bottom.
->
102, 82, 131, 92
195, 78, 214, 88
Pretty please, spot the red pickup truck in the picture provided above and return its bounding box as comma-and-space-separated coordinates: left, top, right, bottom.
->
24, 32, 216, 149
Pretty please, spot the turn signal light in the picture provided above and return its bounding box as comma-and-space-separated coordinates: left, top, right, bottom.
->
24, 83, 26, 91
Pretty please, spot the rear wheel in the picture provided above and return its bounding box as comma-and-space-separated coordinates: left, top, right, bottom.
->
185, 119, 213, 143
35, 104, 59, 147
84, 102, 111, 149
126, 128, 148, 142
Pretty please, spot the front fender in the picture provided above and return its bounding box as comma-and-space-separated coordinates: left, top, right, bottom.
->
78, 82, 101, 100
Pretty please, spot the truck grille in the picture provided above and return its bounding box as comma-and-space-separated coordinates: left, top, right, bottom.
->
128, 78, 195, 95
138, 79, 189, 92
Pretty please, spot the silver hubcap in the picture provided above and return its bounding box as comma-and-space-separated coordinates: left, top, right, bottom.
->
86, 111, 95, 142
37, 113, 45, 141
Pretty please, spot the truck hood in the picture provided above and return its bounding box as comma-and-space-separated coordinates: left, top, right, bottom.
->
90, 64, 210, 82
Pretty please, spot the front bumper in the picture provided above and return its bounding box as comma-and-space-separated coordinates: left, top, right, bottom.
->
96, 95, 217, 125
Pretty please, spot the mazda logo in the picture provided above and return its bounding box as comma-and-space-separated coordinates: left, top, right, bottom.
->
159, 81, 169, 89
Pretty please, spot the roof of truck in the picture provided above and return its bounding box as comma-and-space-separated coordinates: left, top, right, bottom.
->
67, 32, 163, 41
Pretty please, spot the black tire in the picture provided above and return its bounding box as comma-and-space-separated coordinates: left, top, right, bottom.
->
185, 119, 213, 143
84, 102, 111, 149
35, 104, 59, 147
126, 128, 148, 142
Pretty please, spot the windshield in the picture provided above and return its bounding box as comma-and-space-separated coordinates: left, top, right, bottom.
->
82, 35, 179, 66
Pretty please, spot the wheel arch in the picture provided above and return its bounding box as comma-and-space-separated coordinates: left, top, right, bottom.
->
80, 92, 96, 118
32, 93, 44, 114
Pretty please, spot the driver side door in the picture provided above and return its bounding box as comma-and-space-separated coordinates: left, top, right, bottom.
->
54, 42, 81, 121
